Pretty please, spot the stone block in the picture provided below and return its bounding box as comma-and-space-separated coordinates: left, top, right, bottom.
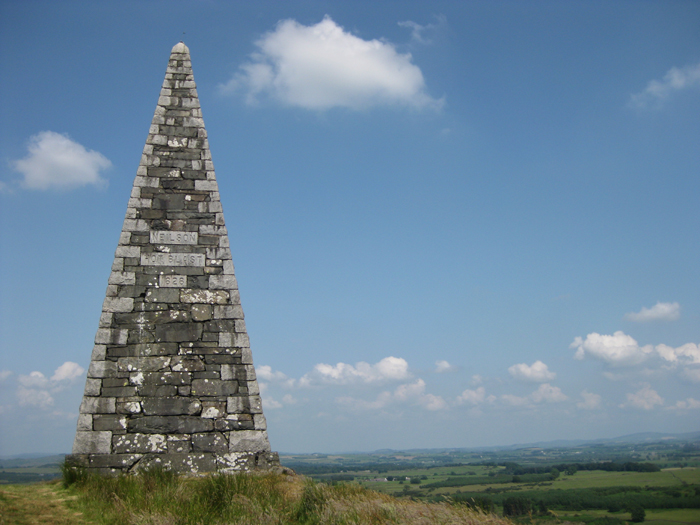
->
128, 416, 213, 434
116, 400, 142, 414
227, 395, 262, 414
73, 431, 112, 454
117, 357, 171, 372
180, 289, 229, 304
253, 414, 267, 430
136, 385, 178, 397
141, 397, 202, 416
142, 371, 192, 386
91, 345, 106, 360
84, 378, 102, 396
192, 432, 227, 453
145, 288, 180, 303
80, 397, 116, 414
89, 454, 142, 469
113, 433, 168, 454
213, 305, 244, 319
228, 430, 271, 453
87, 360, 117, 379
102, 386, 138, 397
155, 323, 203, 342
191, 379, 238, 396
191, 304, 212, 321
200, 401, 226, 419
170, 356, 206, 371
76, 414, 92, 431
167, 435, 192, 453
95, 327, 129, 344
93, 415, 128, 432
133, 453, 216, 474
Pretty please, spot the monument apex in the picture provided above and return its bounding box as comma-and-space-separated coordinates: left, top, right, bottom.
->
66, 42, 279, 475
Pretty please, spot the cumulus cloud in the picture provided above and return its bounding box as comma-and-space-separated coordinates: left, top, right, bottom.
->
17, 386, 54, 409
508, 360, 556, 382
620, 385, 664, 410
656, 343, 700, 365
501, 383, 568, 407
0, 370, 13, 382
15, 362, 85, 410
337, 378, 447, 411
51, 361, 85, 382
256, 365, 296, 388
571, 331, 653, 366
435, 360, 455, 373
456, 386, 486, 405
629, 62, 700, 109
222, 15, 442, 110
300, 356, 410, 386
624, 302, 680, 322
11, 131, 111, 190
577, 390, 602, 410
670, 397, 700, 410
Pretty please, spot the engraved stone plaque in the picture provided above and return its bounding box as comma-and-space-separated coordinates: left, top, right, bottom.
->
150, 231, 198, 244
141, 253, 205, 266
159, 274, 187, 287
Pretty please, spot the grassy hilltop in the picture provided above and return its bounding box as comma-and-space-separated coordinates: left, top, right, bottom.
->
0, 468, 509, 525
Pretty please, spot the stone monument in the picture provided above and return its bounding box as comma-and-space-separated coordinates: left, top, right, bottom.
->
66, 42, 279, 475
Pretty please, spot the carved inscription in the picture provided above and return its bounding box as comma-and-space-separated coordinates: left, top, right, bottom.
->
159, 275, 187, 287
141, 253, 205, 266
150, 231, 198, 244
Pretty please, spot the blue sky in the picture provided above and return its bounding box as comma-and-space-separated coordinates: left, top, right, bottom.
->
1, 1, 699, 455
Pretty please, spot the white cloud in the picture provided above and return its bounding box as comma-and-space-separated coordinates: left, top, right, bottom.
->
620, 385, 664, 410
262, 396, 283, 409
397, 15, 446, 45
435, 360, 455, 373
501, 383, 567, 407
0, 370, 12, 382
571, 331, 653, 366
12, 131, 111, 190
656, 343, 700, 365
300, 356, 410, 386
624, 302, 680, 322
256, 365, 296, 388
337, 378, 447, 411
629, 62, 700, 109
17, 386, 54, 409
470, 374, 483, 385
14, 362, 86, 411
577, 390, 602, 410
670, 398, 700, 410
18, 371, 49, 389
51, 361, 84, 382
508, 360, 556, 382
223, 16, 442, 110
456, 386, 486, 405
531, 383, 568, 403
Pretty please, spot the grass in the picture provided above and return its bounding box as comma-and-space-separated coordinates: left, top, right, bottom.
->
0, 481, 86, 524
51, 464, 514, 525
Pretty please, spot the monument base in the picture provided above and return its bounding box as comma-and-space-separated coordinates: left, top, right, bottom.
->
65, 451, 280, 476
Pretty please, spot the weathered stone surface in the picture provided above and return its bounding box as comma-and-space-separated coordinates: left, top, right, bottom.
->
155, 323, 203, 342
191, 379, 237, 396
71, 41, 277, 475
113, 433, 168, 454
141, 397, 202, 416
228, 430, 271, 453
128, 415, 213, 434
192, 432, 227, 453
73, 431, 112, 454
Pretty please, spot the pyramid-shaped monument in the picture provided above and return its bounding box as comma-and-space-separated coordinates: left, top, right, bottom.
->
67, 43, 279, 475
